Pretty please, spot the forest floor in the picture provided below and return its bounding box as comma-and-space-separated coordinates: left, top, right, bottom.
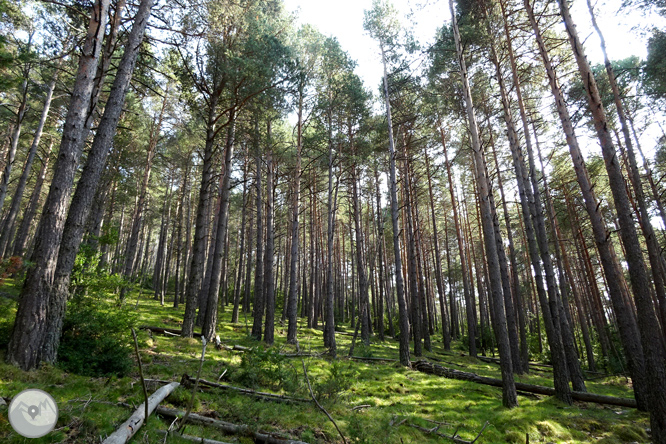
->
0, 282, 651, 444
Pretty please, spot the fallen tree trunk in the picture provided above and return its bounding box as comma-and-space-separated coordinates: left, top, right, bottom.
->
350, 356, 398, 362
180, 374, 310, 403
156, 406, 310, 444
156, 430, 235, 444
412, 361, 636, 408
102, 382, 179, 444
140, 326, 201, 336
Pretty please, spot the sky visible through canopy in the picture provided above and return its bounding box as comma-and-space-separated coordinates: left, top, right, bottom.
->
282, 0, 663, 90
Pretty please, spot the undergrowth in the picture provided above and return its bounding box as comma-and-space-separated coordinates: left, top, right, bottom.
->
0, 284, 651, 444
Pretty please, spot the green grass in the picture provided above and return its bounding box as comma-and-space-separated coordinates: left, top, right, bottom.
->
0, 284, 651, 443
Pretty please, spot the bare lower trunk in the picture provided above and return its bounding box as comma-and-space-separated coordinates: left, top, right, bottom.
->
287, 95, 303, 344
0, 70, 58, 257
263, 145, 275, 345
450, 0, 516, 407
6, 0, 111, 370
442, 134, 475, 357
202, 116, 236, 341
250, 118, 265, 341
13, 143, 52, 257
425, 151, 450, 350
558, 0, 666, 436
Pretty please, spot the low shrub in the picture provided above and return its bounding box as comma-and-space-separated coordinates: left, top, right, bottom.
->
234, 346, 300, 393
57, 297, 136, 377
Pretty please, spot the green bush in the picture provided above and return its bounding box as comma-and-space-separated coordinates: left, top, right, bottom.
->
234, 346, 300, 393
313, 360, 357, 402
57, 298, 136, 377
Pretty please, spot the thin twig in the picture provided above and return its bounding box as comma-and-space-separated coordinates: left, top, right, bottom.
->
301, 359, 347, 444
178, 336, 208, 432
131, 328, 150, 423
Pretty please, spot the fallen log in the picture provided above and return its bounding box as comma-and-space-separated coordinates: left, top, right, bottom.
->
412, 361, 637, 408
476, 355, 553, 372
140, 326, 201, 336
156, 406, 310, 444
408, 420, 489, 444
350, 356, 398, 362
156, 430, 235, 444
180, 374, 310, 403
102, 381, 180, 444
221, 344, 252, 352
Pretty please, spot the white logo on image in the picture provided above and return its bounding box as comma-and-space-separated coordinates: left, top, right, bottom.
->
8, 388, 58, 438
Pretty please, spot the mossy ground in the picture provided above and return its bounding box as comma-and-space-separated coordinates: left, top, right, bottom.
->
0, 283, 650, 443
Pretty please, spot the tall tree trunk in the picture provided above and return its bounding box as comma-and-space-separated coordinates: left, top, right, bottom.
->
250, 117, 265, 341
557, 0, 666, 434
0, 50, 31, 216
442, 131, 476, 357
42, 0, 154, 364
380, 44, 410, 367
0, 68, 59, 257
287, 92, 303, 344
263, 133, 275, 345
232, 154, 248, 323
121, 89, 168, 299
13, 142, 52, 257
352, 163, 370, 346
586, 0, 666, 340
6, 0, 111, 370
425, 152, 450, 349
182, 90, 221, 338
524, 0, 650, 409
449, 0, 517, 407
374, 168, 386, 341
202, 113, 236, 341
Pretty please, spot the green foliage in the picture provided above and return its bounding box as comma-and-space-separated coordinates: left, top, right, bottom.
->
233, 346, 299, 393
313, 360, 357, 402
57, 297, 136, 377
70, 244, 126, 298
644, 28, 666, 100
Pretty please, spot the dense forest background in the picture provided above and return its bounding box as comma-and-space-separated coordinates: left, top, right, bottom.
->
1, 0, 666, 441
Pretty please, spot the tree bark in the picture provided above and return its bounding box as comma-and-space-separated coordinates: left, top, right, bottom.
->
0, 66, 59, 257
250, 117, 265, 341
441, 133, 475, 356
557, 0, 666, 435
449, 0, 516, 407
6, 0, 111, 370
286, 91, 303, 344
263, 140, 276, 345
202, 114, 236, 341
13, 142, 52, 257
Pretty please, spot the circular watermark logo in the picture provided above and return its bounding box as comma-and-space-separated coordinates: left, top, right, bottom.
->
8, 389, 58, 438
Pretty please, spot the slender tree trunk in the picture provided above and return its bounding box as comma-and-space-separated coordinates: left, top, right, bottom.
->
558, 0, 666, 434
202, 113, 236, 341
6, 0, 111, 370
378, 44, 410, 366
0, 68, 59, 257
287, 92, 303, 344
250, 117, 265, 341
524, 0, 649, 408
263, 134, 275, 345
232, 154, 248, 323
0, 56, 31, 216
425, 151, 450, 350
182, 89, 222, 337
449, 0, 517, 407
587, 0, 666, 341
352, 163, 370, 346
442, 132, 476, 357
13, 142, 52, 257
374, 168, 386, 341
